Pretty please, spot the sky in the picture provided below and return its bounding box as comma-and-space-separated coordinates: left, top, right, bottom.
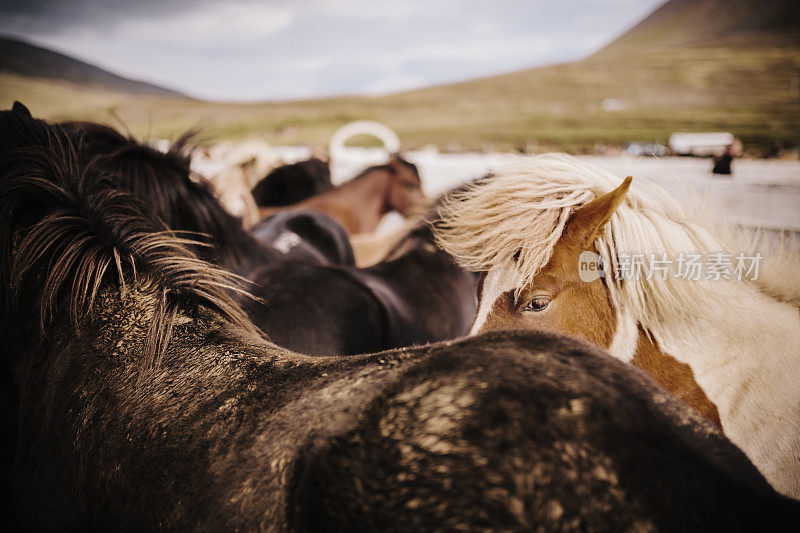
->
0, 0, 664, 101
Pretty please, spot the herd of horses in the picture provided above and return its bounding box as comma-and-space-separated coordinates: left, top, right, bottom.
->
2, 101, 800, 530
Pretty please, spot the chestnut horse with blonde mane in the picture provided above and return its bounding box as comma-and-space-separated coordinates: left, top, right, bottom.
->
258, 155, 428, 234
435, 153, 800, 499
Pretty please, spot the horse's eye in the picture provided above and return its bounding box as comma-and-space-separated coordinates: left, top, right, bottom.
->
523, 296, 550, 312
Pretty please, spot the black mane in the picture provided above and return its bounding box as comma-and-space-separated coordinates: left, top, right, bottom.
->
61, 121, 271, 272
1, 103, 256, 369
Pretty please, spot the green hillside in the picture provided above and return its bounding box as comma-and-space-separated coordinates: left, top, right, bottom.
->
1, 0, 798, 154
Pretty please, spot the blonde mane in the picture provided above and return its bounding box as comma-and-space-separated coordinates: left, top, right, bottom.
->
435, 153, 800, 337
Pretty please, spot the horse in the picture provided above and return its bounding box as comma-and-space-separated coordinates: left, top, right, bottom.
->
58, 120, 278, 274
4, 105, 800, 529
202, 137, 281, 188
347, 222, 478, 348
191, 139, 279, 228
249, 185, 477, 352
252, 157, 333, 207
350, 176, 490, 268
59, 114, 473, 355
207, 163, 261, 228
435, 153, 800, 499
258, 154, 429, 235
239, 217, 477, 355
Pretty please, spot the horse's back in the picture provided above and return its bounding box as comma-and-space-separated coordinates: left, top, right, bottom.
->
288, 331, 800, 531
244, 261, 386, 355
250, 209, 356, 267
11, 297, 800, 529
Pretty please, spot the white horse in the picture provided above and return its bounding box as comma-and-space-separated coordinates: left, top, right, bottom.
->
435, 153, 800, 499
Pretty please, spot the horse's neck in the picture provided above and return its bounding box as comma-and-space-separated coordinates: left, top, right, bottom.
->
652, 284, 799, 414
303, 170, 391, 233
629, 327, 722, 428
636, 283, 800, 495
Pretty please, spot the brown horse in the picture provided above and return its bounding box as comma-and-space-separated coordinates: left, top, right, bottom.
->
258, 155, 428, 234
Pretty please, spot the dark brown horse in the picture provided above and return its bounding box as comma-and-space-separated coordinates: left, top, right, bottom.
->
4, 104, 800, 529
258, 155, 428, 234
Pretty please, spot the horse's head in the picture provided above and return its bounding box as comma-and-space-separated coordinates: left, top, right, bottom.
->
436, 157, 729, 427
471, 177, 631, 349
385, 154, 428, 216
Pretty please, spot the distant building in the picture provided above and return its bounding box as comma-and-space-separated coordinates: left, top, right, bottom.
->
669, 132, 735, 156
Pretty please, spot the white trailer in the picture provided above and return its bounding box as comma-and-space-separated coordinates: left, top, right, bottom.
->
669, 132, 735, 156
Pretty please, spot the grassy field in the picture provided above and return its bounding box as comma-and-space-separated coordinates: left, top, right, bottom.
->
2, 42, 799, 155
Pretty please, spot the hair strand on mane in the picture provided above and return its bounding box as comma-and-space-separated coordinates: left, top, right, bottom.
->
1, 111, 261, 372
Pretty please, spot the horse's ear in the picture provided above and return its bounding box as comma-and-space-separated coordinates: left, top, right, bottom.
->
12, 101, 32, 118
386, 155, 403, 174
239, 156, 257, 172
568, 176, 632, 247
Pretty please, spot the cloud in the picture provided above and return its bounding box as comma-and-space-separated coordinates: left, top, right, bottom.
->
0, 0, 664, 100
312, 0, 423, 20
115, 2, 295, 46
0, 0, 200, 33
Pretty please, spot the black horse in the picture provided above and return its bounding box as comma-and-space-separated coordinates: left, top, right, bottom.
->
62, 116, 476, 355
252, 157, 333, 207
3, 104, 799, 529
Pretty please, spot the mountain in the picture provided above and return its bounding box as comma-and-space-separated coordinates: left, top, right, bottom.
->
380, 0, 800, 151
1, 0, 798, 153
596, 0, 800, 55
0, 37, 184, 97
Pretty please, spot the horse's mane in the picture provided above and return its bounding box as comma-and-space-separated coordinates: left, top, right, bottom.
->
351, 163, 393, 181
695, 210, 800, 307
435, 153, 800, 335
61, 121, 262, 270
1, 104, 257, 369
